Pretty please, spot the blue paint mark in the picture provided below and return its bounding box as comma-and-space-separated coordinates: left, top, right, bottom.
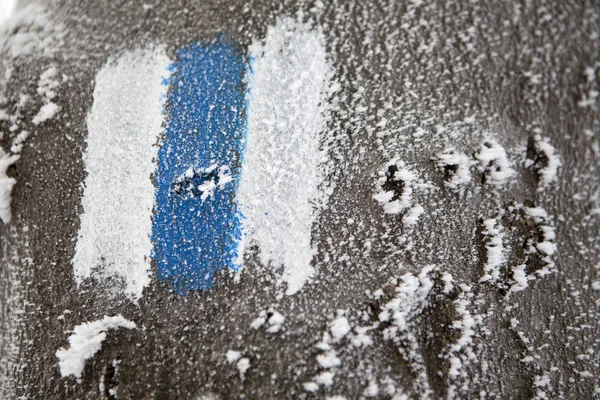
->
152, 36, 248, 294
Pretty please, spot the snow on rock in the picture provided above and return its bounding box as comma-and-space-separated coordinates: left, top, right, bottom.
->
441, 273, 455, 294
433, 148, 473, 190
533, 134, 561, 191
523, 206, 557, 270
510, 264, 529, 292
172, 164, 233, 202
351, 326, 374, 348
73, 48, 171, 300
373, 158, 415, 215
444, 284, 483, 398
250, 310, 267, 330
237, 17, 333, 296
225, 350, 242, 364
476, 138, 515, 186
10, 130, 28, 154
236, 357, 251, 379
479, 217, 506, 283
0, 147, 19, 224
377, 266, 435, 393
303, 382, 319, 392
364, 380, 379, 397
317, 350, 342, 369
36, 66, 60, 100
55, 315, 136, 379
330, 315, 351, 342
266, 311, 285, 333
32, 101, 59, 125
403, 204, 424, 227
315, 371, 335, 386
250, 309, 285, 333
32, 66, 63, 125
379, 266, 434, 332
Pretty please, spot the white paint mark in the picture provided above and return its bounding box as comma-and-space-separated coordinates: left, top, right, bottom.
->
237, 17, 333, 295
73, 48, 171, 300
56, 315, 136, 379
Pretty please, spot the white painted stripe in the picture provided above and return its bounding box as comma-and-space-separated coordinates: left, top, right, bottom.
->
237, 18, 333, 295
73, 48, 170, 300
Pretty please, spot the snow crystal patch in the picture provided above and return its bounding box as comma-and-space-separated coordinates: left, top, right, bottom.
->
236, 357, 250, 379
523, 206, 557, 270
237, 17, 333, 295
317, 350, 341, 369
225, 350, 242, 363
32, 66, 62, 125
403, 204, 424, 227
510, 264, 529, 292
315, 371, 335, 386
73, 48, 171, 300
374, 158, 415, 215
266, 311, 285, 333
172, 164, 233, 202
0, 147, 19, 224
10, 130, 28, 153
444, 284, 481, 397
330, 315, 351, 342
441, 273, 455, 294
303, 382, 319, 392
37, 66, 60, 100
377, 266, 436, 393
479, 217, 506, 283
379, 266, 434, 332
364, 381, 379, 397
476, 138, 515, 186
32, 101, 59, 125
55, 315, 136, 379
533, 135, 561, 191
433, 148, 473, 190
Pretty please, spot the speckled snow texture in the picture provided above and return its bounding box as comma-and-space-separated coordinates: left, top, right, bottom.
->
56, 315, 136, 379
237, 17, 333, 295
73, 48, 170, 300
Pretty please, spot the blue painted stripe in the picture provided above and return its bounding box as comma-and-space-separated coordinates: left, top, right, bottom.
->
152, 37, 248, 294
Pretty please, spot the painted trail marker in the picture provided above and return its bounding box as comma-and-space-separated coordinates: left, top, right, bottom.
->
74, 18, 332, 298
